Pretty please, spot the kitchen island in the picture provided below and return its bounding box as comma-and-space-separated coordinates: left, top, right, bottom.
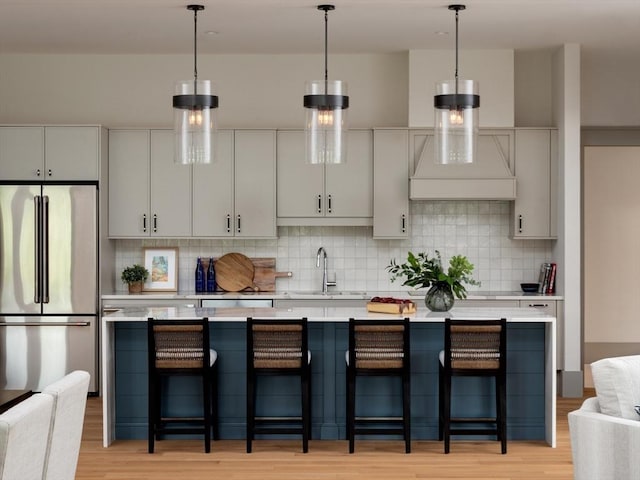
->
102, 306, 556, 448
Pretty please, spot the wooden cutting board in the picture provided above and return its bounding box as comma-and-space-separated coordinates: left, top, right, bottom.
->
214, 253, 257, 292
212, 256, 292, 292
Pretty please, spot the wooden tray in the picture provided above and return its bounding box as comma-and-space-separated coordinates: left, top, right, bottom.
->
366, 301, 416, 314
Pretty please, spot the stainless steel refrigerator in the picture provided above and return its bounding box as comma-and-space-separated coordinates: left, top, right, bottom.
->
0, 183, 98, 392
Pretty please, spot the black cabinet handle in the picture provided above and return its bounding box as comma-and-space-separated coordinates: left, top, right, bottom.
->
518, 214, 523, 233
401, 214, 406, 233
153, 214, 157, 233
317, 194, 322, 214
237, 214, 241, 233
226, 214, 231, 233
143, 214, 147, 233
327, 194, 332, 213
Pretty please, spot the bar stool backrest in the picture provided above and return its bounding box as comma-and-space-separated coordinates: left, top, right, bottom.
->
247, 318, 308, 370
148, 318, 210, 371
444, 318, 506, 373
349, 318, 410, 371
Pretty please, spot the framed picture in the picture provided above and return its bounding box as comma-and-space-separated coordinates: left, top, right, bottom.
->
143, 247, 179, 292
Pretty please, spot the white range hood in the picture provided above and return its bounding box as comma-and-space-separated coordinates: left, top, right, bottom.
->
409, 129, 517, 201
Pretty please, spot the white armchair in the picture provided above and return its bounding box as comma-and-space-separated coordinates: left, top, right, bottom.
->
569, 397, 640, 480
569, 355, 640, 480
41, 370, 91, 480
0, 393, 54, 480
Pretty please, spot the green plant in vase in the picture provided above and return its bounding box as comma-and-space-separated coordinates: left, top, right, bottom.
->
386, 251, 480, 311
121, 264, 149, 294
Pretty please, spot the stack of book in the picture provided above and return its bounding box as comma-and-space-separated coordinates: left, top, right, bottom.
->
537, 263, 557, 294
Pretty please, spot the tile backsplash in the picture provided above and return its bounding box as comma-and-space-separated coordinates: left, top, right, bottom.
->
113, 201, 554, 294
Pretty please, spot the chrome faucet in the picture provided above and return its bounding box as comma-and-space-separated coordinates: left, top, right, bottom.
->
316, 247, 337, 293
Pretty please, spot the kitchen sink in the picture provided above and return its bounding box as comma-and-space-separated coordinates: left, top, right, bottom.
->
285, 291, 369, 299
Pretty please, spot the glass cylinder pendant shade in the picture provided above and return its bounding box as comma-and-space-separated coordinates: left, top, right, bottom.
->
173, 79, 218, 165
304, 80, 349, 165
434, 79, 479, 165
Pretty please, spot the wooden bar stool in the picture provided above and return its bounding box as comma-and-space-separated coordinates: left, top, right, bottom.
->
147, 317, 218, 453
346, 317, 411, 453
246, 317, 311, 453
439, 318, 507, 454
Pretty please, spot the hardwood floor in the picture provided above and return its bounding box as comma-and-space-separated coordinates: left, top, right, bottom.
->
76, 392, 589, 479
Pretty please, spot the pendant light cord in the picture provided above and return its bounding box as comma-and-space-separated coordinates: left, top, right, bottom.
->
454, 7, 459, 95
193, 8, 199, 95
324, 8, 329, 95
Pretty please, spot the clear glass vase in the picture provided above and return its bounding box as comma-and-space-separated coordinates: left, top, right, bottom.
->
425, 281, 455, 312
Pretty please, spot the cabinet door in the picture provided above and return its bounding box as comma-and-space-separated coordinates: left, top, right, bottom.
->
192, 130, 235, 237
373, 129, 409, 238
108, 130, 150, 237
235, 130, 276, 237
150, 130, 192, 237
276, 130, 324, 218
512, 129, 554, 238
45, 126, 99, 180
325, 129, 373, 217
0, 126, 44, 180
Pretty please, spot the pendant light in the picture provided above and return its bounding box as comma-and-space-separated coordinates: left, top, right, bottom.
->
434, 4, 479, 165
173, 4, 218, 165
303, 5, 349, 165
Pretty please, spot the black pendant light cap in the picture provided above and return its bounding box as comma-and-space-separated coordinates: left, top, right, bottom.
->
448, 4, 466, 12
173, 94, 219, 109
317, 5, 335, 12
304, 94, 349, 109
434, 94, 479, 109
187, 4, 205, 12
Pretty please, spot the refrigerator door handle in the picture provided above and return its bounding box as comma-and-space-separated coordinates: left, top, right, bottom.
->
34, 195, 42, 304
42, 195, 49, 304
0, 321, 91, 327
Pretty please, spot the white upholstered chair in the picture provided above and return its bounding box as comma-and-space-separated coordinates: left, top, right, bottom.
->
41, 370, 91, 480
0, 393, 54, 480
568, 355, 640, 480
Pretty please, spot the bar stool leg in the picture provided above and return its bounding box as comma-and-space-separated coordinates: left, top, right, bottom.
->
301, 373, 310, 453
347, 373, 356, 454
443, 371, 452, 454
403, 372, 411, 453
148, 373, 156, 454
246, 372, 255, 453
497, 375, 507, 454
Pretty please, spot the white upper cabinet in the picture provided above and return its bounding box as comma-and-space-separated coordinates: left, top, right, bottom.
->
193, 130, 276, 238
109, 129, 191, 237
149, 130, 192, 237
373, 129, 409, 239
510, 128, 558, 239
277, 129, 373, 226
0, 126, 101, 181
108, 130, 150, 237
192, 130, 235, 237
233, 130, 277, 238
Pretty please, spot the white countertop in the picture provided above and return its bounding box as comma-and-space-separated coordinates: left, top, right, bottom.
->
102, 306, 555, 323
102, 290, 563, 301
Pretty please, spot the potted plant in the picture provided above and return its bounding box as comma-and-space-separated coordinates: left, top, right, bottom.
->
121, 264, 149, 294
387, 251, 480, 311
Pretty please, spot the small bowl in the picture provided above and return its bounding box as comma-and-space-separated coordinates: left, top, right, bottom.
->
520, 283, 539, 293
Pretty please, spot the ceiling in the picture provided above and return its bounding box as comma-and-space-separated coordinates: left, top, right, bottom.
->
1, 0, 639, 57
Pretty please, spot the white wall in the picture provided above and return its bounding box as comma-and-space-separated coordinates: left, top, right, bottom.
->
408, 49, 514, 128
582, 50, 640, 126
0, 53, 408, 128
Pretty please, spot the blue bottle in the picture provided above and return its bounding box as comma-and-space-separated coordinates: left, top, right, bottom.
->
206, 257, 216, 292
195, 257, 205, 293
